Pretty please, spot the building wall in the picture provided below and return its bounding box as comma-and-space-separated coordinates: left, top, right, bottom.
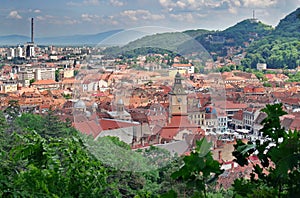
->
217, 116, 228, 133
95, 125, 142, 145
188, 111, 205, 126
19, 70, 34, 81
169, 94, 188, 115
35, 68, 55, 81
169, 70, 186, 78
63, 70, 74, 78
0, 83, 18, 93
257, 63, 267, 71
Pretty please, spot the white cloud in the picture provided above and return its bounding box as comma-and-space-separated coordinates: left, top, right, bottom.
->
81, 13, 99, 22
66, 1, 81, 6
35, 15, 80, 25
242, 0, 278, 7
52, 17, 81, 25
34, 9, 41, 13
110, 0, 125, 7
159, 0, 218, 11
83, 0, 100, 6
102, 15, 119, 25
81, 14, 91, 21
176, 1, 186, 8
170, 12, 195, 22
168, 11, 208, 24
120, 10, 165, 22
81, 14, 119, 25
67, 0, 100, 6
35, 15, 54, 22
159, 0, 279, 12
228, 7, 237, 14
7, 10, 22, 19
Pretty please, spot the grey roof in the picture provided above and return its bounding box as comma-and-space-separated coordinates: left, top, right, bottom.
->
92, 102, 98, 109
155, 140, 189, 156
254, 112, 267, 125
74, 100, 86, 109
117, 98, 124, 105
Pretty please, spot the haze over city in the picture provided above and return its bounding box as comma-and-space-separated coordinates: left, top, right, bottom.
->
1, 0, 300, 37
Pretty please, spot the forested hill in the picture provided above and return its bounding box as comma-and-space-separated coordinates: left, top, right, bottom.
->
242, 8, 300, 69
102, 8, 300, 70
194, 19, 273, 56
101, 29, 212, 57
274, 7, 300, 38
102, 20, 272, 58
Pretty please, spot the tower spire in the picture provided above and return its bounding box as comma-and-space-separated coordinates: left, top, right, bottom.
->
31, 18, 34, 43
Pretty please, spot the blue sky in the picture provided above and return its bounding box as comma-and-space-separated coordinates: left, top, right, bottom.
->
1, 0, 300, 37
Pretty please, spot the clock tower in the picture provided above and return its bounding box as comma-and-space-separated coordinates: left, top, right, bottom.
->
169, 72, 187, 117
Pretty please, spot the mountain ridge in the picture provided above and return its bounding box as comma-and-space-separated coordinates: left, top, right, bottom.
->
0, 29, 124, 46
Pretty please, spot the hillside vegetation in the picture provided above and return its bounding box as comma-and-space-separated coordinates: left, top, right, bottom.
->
0, 101, 299, 197
102, 8, 300, 70
195, 19, 273, 56
243, 8, 300, 69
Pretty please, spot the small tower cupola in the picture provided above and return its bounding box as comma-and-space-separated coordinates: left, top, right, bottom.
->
117, 98, 125, 112
172, 72, 185, 95
175, 71, 182, 85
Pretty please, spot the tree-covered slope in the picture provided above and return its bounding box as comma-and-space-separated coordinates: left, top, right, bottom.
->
274, 7, 300, 38
222, 19, 273, 44
243, 8, 300, 69
102, 29, 212, 58
194, 19, 273, 56
107, 20, 272, 57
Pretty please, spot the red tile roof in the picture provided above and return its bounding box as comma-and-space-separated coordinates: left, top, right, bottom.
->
32, 79, 57, 85
289, 117, 300, 131
159, 115, 204, 141
172, 63, 192, 67
74, 120, 102, 138
216, 101, 248, 110
61, 78, 75, 84
99, 119, 139, 131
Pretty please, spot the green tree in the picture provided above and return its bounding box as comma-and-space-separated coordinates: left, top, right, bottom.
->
9, 132, 111, 197
55, 69, 61, 82
232, 103, 300, 197
29, 78, 35, 86
263, 82, 272, 87
3, 100, 20, 122
171, 138, 223, 197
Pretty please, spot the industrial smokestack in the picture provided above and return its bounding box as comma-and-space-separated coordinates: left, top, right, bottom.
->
31, 18, 34, 43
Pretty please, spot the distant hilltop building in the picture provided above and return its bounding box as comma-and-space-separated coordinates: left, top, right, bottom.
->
257, 63, 267, 71
250, 10, 258, 23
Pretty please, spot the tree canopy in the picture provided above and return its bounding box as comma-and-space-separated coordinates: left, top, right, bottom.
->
0, 103, 299, 197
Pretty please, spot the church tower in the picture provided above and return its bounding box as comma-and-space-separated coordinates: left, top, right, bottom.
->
169, 72, 187, 117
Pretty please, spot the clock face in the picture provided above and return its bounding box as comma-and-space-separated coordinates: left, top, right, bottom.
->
177, 98, 182, 102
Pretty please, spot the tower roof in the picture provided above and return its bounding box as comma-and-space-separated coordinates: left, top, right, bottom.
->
117, 98, 124, 105
170, 71, 186, 95
74, 100, 86, 109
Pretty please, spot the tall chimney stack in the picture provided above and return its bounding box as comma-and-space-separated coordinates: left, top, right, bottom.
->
31, 18, 34, 43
